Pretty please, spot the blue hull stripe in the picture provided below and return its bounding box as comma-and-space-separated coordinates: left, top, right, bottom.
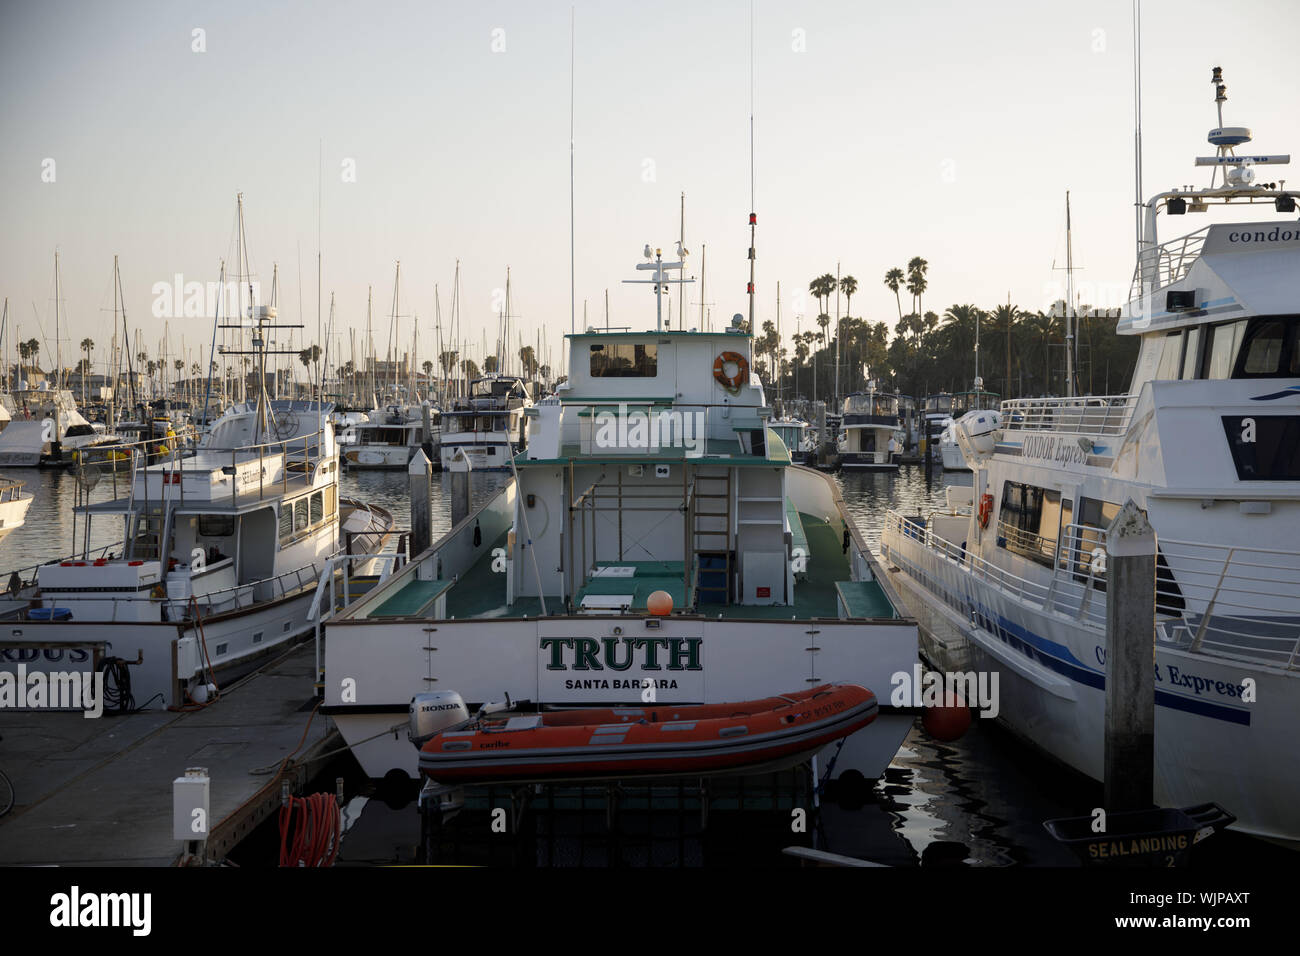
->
965, 605, 1251, 727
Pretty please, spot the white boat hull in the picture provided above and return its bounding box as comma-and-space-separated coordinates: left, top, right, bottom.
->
882, 523, 1300, 845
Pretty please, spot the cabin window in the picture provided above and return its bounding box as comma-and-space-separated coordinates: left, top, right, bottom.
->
1204, 319, 1246, 380
997, 481, 1062, 567
294, 498, 309, 532
325, 486, 337, 518
590, 342, 658, 378
311, 492, 323, 525
1154, 330, 1183, 381
278, 502, 293, 539
1234, 316, 1300, 378
1180, 326, 1201, 380
198, 514, 234, 537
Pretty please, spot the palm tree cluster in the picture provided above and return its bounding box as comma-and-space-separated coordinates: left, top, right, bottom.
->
765, 258, 1138, 406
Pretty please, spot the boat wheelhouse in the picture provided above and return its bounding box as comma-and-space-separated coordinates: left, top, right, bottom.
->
322, 255, 918, 785
437, 375, 531, 471
881, 68, 1300, 846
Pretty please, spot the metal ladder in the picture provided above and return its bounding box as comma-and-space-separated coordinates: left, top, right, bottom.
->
691, 468, 732, 606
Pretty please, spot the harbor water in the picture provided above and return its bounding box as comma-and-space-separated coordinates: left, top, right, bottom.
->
3, 465, 1286, 866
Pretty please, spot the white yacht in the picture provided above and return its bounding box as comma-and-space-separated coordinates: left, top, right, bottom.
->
0, 388, 120, 467
837, 384, 904, 470
437, 375, 532, 471
881, 69, 1300, 846
322, 250, 918, 785
0, 477, 33, 543
767, 416, 815, 466
342, 402, 440, 470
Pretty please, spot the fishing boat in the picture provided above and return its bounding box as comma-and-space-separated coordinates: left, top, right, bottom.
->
880, 68, 1300, 846
837, 384, 904, 470
0, 197, 393, 711
322, 247, 918, 786
409, 683, 879, 784
437, 375, 532, 471
0, 477, 33, 544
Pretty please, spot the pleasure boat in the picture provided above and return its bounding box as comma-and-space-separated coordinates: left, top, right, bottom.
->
0, 477, 33, 544
837, 384, 904, 470
323, 249, 919, 785
342, 402, 440, 470
437, 375, 532, 471
766, 416, 815, 465
0, 388, 120, 467
880, 68, 1300, 846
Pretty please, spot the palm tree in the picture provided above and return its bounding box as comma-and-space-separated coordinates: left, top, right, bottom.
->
79, 338, 94, 404
460, 358, 480, 381
517, 345, 539, 379
839, 275, 858, 321
884, 268, 905, 322
989, 303, 1019, 397
906, 257, 929, 321
816, 313, 830, 348
808, 274, 835, 319
483, 355, 499, 374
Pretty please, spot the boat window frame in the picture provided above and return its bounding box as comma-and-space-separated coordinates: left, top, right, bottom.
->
589, 341, 659, 379
1232, 315, 1299, 378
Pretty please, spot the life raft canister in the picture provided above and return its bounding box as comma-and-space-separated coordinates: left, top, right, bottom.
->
978, 492, 994, 529
713, 351, 748, 392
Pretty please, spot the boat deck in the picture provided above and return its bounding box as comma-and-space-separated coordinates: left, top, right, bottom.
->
399, 511, 897, 621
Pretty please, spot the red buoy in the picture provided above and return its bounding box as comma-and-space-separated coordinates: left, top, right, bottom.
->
922, 690, 972, 742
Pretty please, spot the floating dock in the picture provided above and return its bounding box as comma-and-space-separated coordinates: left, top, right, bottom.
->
0, 644, 338, 866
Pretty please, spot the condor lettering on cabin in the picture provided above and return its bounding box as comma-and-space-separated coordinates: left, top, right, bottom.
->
540, 637, 703, 672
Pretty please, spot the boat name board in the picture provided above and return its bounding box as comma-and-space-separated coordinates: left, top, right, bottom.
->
1019, 434, 1089, 466
538, 636, 703, 700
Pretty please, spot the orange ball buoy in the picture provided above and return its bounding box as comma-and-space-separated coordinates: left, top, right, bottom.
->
922, 690, 972, 742
646, 590, 674, 616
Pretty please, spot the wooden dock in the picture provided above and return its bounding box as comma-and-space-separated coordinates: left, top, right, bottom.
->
0, 644, 340, 866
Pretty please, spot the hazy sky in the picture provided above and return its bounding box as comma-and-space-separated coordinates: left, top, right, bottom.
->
3, 0, 1298, 376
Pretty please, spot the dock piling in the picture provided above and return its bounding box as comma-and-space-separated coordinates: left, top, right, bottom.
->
448, 448, 473, 528
1103, 499, 1157, 811
408, 448, 433, 556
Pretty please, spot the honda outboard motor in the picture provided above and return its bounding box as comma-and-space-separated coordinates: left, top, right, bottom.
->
408, 691, 470, 748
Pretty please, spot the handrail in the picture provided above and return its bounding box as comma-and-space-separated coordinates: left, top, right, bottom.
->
882, 510, 1300, 671
999, 393, 1138, 437
308, 548, 408, 692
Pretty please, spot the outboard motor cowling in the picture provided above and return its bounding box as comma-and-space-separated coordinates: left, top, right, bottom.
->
408, 691, 470, 748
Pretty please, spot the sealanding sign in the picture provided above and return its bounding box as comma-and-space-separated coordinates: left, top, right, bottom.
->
537, 635, 704, 700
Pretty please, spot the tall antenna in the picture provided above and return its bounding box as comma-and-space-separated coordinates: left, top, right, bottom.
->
569, 6, 576, 339
1132, 0, 1144, 259
746, 0, 757, 332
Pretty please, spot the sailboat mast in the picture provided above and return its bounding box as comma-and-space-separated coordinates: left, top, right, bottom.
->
1065, 190, 1075, 399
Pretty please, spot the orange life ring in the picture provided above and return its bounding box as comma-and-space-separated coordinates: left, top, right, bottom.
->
712, 351, 749, 392
978, 493, 994, 529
